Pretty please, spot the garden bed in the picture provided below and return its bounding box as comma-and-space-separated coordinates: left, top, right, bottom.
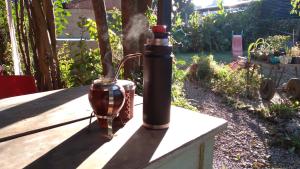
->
184, 80, 300, 168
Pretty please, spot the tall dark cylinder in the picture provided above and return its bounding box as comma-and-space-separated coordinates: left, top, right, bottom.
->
143, 25, 172, 129
157, 0, 172, 32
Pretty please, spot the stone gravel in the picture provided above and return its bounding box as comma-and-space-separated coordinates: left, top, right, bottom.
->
184, 80, 300, 169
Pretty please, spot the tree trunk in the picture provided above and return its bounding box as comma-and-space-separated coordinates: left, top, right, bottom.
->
43, 0, 61, 88
91, 0, 114, 78
20, 0, 31, 75
122, 0, 152, 79
24, 0, 42, 91
30, 0, 54, 90
137, 0, 152, 13
15, 0, 31, 75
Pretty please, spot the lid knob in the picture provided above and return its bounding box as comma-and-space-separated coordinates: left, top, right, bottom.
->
152, 25, 167, 33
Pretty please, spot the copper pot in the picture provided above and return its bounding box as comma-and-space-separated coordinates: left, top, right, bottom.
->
88, 78, 125, 131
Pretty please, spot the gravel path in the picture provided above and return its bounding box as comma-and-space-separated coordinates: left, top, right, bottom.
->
184, 80, 300, 169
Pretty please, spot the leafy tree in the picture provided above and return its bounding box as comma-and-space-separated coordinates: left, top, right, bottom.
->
54, 0, 71, 35
171, 0, 300, 53
217, 0, 226, 15
82, 16, 123, 63
0, 1, 10, 66
291, 0, 300, 15
107, 8, 122, 35
3, 0, 62, 90
172, 0, 194, 23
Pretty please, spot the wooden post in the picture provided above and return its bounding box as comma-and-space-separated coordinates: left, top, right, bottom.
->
5, 0, 22, 75
157, 0, 172, 32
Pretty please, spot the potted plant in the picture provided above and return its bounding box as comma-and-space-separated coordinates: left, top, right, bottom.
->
290, 44, 300, 64
248, 38, 272, 62
266, 35, 290, 56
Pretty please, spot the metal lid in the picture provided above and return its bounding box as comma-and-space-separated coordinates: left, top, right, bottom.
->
93, 77, 116, 85
152, 25, 167, 33
146, 38, 169, 46
146, 25, 169, 46
117, 80, 136, 90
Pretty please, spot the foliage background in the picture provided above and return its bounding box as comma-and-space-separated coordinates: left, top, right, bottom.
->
0, 1, 13, 73
172, 1, 300, 53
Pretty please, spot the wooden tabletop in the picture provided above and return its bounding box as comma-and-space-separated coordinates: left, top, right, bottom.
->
0, 86, 227, 169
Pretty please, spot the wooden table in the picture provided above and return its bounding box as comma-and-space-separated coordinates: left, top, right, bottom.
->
0, 86, 227, 169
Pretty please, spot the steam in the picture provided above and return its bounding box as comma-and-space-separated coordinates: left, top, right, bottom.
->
124, 14, 151, 50
102, 14, 154, 81
104, 51, 115, 79
99, 25, 114, 79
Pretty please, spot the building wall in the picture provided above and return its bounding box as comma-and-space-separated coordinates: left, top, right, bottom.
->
58, 9, 95, 39
56, 39, 98, 51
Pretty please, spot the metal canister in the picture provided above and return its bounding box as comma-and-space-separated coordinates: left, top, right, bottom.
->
143, 25, 172, 129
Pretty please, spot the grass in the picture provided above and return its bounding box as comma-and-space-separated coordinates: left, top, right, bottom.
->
174, 51, 235, 64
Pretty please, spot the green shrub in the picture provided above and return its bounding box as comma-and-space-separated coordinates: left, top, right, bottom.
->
171, 60, 197, 111
0, 1, 13, 74
58, 13, 126, 88
266, 35, 291, 52
79, 17, 123, 63
54, 0, 71, 35
195, 56, 214, 80
58, 43, 73, 87
213, 65, 260, 98
290, 135, 300, 153
189, 55, 260, 98
171, 1, 299, 53
58, 42, 102, 87
269, 101, 298, 119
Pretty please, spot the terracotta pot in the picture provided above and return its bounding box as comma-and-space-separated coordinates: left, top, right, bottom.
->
116, 80, 136, 123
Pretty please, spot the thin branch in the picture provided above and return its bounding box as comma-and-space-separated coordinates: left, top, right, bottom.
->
15, 0, 30, 75
20, 0, 31, 75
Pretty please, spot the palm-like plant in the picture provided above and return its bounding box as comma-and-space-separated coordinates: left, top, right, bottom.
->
248, 38, 272, 62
